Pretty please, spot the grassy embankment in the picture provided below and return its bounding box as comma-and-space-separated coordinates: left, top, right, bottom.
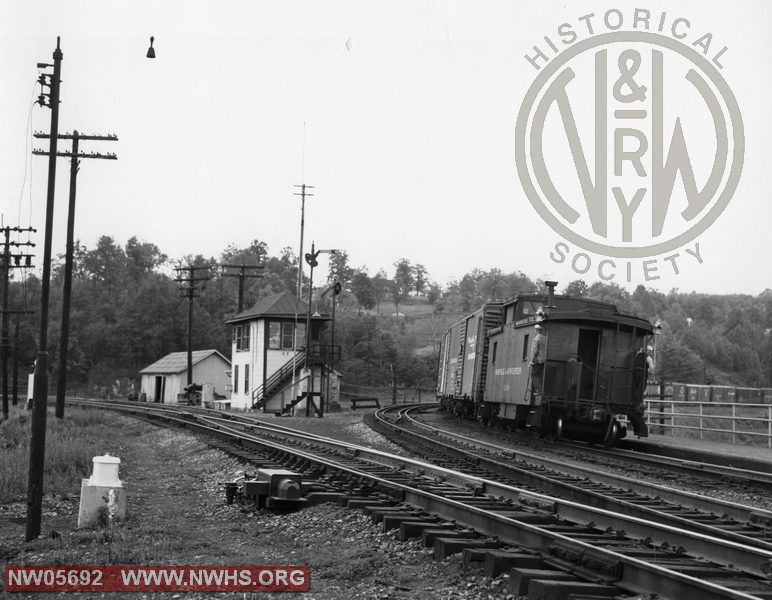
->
0, 405, 143, 504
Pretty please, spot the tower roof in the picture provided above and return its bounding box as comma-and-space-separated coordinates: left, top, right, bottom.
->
226, 290, 329, 324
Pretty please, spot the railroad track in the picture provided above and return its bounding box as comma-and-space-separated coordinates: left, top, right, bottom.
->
371, 405, 772, 546
419, 405, 772, 494
72, 399, 772, 599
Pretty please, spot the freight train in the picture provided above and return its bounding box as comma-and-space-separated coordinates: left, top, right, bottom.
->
436, 282, 655, 446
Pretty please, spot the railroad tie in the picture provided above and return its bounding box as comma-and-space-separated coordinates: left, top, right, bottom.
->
482, 549, 543, 578
509, 569, 577, 597
398, 520, 447, 541
303, 491, 346, 506
526, 579, 619, 599
433, 537, 501, 561
381, 514, 433, 533
421, 527, 477, 547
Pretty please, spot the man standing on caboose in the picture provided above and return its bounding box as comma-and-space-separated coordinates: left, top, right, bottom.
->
529, 324, 546, 404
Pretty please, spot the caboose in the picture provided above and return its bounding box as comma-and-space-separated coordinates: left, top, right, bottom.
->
437, 282, 654, 446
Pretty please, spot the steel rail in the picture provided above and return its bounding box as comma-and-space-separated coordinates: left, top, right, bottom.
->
179, 412, 772, 600
71, 399, 772, 598
579, 441, 772, 490
395, 404, 772, 527
367, 407, 772, 578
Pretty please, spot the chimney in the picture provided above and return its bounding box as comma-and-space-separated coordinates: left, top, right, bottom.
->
545, 281, 558, 313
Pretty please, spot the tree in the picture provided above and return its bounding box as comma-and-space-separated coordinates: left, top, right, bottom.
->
372, 269, 388, 314
350, 271, 376, 312
221, 239, 268, 265
656, 329, 703, 383
328, 250, 354, 285
427, 283, 441, 306
392, 259, 414, 315
125, 237, 167, 282
586, 281, 630, 309
458, 274, 480, 312
413, 264, 428, 295
478, 269, 507, 301
79, 235, 127, 296
564, 279, 588, 297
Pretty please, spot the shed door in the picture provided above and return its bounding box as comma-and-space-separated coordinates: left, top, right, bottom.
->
154, 376, 165, 403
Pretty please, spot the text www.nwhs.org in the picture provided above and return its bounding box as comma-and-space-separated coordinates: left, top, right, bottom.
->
4, 565, 310, 592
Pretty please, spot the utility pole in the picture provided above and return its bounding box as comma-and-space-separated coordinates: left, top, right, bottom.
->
33, 130, 117, 419
27, 36, 62, 542
1, 228, 36, 421
3, 310, 35, 408
294, 184, 313, 299
221, 264, 264, 313
174, 265, 210, 391
13, 315, 22, 406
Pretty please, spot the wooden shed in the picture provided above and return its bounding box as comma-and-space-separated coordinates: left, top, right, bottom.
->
139, 349, 231, 404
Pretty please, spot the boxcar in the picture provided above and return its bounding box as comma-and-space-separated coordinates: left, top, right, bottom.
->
437, 303, 503, 416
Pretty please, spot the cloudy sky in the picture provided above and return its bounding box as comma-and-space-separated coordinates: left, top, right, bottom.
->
1, 1, 770, 295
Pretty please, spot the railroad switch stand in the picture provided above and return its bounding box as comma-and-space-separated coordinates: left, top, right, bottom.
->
222, 469, 308, 511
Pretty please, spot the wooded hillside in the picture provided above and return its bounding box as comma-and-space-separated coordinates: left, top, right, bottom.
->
5, 236, 771, 396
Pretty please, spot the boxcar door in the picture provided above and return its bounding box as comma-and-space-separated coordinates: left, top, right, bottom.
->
576, 329, 601, 400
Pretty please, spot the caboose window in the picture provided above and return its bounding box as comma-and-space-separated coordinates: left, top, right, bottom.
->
522, 334, 530, 362
491, 341, 498, 364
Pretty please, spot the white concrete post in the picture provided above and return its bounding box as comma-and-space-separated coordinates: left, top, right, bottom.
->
77, 454, 127, 528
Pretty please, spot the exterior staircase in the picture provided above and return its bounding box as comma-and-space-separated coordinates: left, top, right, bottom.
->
278, 391, 321, 417
251, 350, 306, 410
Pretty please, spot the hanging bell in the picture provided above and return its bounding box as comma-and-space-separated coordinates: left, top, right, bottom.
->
146, 36, 156, 59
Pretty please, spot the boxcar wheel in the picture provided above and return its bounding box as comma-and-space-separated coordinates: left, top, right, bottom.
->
603, 419, 620, 448
542, 413, 563, 441
552, 415, 563, 440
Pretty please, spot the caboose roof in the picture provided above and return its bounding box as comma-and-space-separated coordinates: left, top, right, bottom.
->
519, 311, 654, 332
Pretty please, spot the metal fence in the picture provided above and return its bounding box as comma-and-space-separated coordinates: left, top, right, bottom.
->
339, 385, 436, 408
643, 386, 772, 448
